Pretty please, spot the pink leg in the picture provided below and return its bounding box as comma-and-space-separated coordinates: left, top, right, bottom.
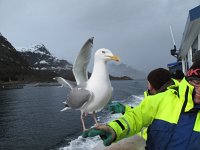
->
81, 112, 86, 131
85, 112, 88, 117
92, 111, 98, 125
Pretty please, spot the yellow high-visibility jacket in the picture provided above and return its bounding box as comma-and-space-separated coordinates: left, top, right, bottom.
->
108, 78, 200, 149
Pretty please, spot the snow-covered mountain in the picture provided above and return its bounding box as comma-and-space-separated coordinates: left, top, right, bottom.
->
0, 32, 134, 82
18, 44, 72, 71
108, 63, 146, 79
17, 44, 133, 80
16, 44, 75, 81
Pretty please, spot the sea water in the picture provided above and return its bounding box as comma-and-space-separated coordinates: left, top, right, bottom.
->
0, 80, 146, 150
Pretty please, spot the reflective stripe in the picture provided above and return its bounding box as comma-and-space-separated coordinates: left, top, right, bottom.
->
115, 120, 125, 130
114, 118, 131, 136
121, 117, 130, 136
181, 86, 189, 113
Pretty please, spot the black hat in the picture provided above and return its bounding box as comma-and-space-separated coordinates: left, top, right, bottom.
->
171, 70, 185, 80
147, 68, 171, 91
186, 60, 200, 81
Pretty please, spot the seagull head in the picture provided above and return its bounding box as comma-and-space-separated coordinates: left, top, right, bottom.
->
95, 48, 120, 62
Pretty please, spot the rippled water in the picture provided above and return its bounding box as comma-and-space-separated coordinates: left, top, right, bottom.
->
0, 80, 146, 150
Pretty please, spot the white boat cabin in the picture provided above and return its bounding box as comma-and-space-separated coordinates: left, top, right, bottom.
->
179, 5, 200, 74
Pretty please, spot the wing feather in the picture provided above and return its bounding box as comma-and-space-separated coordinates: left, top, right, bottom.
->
73, 37, 94, 85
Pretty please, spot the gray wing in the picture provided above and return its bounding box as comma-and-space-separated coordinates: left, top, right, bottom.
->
73, 37, 94, 85
67, 88, 92, 109
53, 77, 77, 89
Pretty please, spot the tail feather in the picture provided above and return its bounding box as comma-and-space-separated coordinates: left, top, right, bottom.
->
60, 107, 71, 112
63, 101, 67, 104
53, 77, 77, 89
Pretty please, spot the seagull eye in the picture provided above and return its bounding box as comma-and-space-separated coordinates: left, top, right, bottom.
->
102, 51, 105, 54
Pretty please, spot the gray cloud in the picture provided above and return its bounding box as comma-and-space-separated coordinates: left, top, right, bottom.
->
0, 0, 199, 74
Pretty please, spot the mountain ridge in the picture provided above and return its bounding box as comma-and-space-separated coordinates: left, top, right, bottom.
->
0, 33, 141, 83
108, 63, 146, 79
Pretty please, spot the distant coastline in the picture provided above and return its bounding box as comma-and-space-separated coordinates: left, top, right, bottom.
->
0, 75, 133, 90
0, 33, 134, 86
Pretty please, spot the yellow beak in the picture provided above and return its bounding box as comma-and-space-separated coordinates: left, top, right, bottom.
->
108, 55, 120, 62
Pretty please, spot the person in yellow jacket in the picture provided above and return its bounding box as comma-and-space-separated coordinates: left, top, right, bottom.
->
109, 68, 175, 140
109, 68, 180, 116
82, 60, 200, 149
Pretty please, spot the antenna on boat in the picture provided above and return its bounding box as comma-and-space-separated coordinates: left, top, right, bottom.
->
170, 25, 176, 47
169, 25, 178, 58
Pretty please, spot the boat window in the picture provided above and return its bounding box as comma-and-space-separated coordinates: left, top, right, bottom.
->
192, 37, 198, 55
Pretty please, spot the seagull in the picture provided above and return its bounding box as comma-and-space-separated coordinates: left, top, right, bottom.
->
54, 37, 120, 130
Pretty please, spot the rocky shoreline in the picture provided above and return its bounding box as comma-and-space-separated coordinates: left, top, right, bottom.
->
0, 76, 133, 90
0, 83, 24, 90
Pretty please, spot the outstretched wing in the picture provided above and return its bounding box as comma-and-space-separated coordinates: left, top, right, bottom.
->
53, 77, 77, 89
73, 37, 94, 85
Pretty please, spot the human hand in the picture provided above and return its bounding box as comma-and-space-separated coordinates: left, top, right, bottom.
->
109, 102, 125, 114
82, 125, 116, 146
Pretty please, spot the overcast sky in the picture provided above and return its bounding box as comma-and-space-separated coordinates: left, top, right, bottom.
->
0, 0, 199, 74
